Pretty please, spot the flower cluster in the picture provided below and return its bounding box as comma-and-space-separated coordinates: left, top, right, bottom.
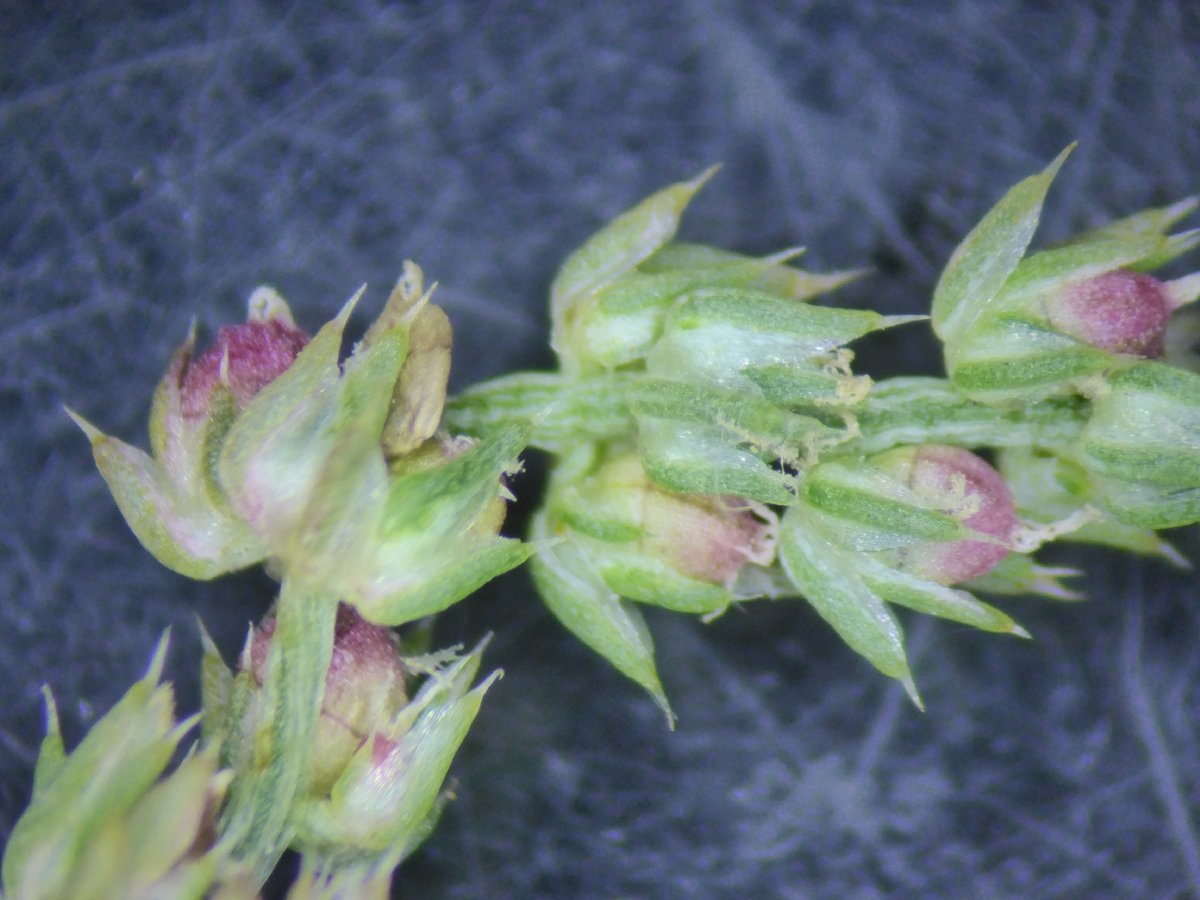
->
448, 154, 1200, 716
10, 148, 1200, 893
61, 263, 527, 887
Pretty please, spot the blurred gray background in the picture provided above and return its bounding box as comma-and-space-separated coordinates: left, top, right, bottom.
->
3, 1, 1199, 896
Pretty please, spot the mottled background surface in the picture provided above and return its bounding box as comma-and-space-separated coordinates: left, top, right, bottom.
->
3, 2, 1199, 896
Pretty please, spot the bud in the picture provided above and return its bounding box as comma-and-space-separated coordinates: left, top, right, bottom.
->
67, 289, 308, 579
2, 635, 251, 899
933, 146, 1200, 404
778, 446, 1035, 707
213, 272, 534, 626
207, 605, 498, 871
530, 450, 779, 724
552, 452, 778, 598
1074, 361, 1200, 528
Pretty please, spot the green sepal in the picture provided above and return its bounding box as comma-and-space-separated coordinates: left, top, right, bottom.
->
570, 252, 807, 370
965, 554, 1083, 601
630, 377, 840, 448
1064, 195, 1200, 271
145, 329, 245, 515
933, 145, 1072, 344
640, 242, 863, 300
551, 476, 645, 543
218, 290, 365, 547
858, 557, 1029, 636
117, 745, 232, 893
380, 424, 527, 539
669, 286, 913, 350
778, 508, 921, 707
637, 417, 797, 505
603, 252, 802, 313
799, 459, 972, 552
744, 363, 871, 410
67, 407, 268, 580
198, 618, 235, 746
274, 324, 411, 577
1081, 479, 1200, 531
211, 672, 256, 814
354, 538, 536, 626
291, 643, 500, 871
595, 550, 732, 615
30, 688, 66, 799
997, 236, 1162, 307
1077, 362, 1200, 528
648, 286, 920, 390
630, 378, 846, 496
322, 424, 533, 625
290, 859, 393, 899
947, 315, 1118, 404
551, 168, 717, 372
530, 508, 674, 726
1081, 364, 1200, 486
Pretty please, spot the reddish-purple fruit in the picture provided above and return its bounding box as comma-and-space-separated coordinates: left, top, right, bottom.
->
645, 492, 778, 586
877, 445, 1018, 585
179, 317, 310, 419
1046, 270, 1172, 357
249, 603, 407, 793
